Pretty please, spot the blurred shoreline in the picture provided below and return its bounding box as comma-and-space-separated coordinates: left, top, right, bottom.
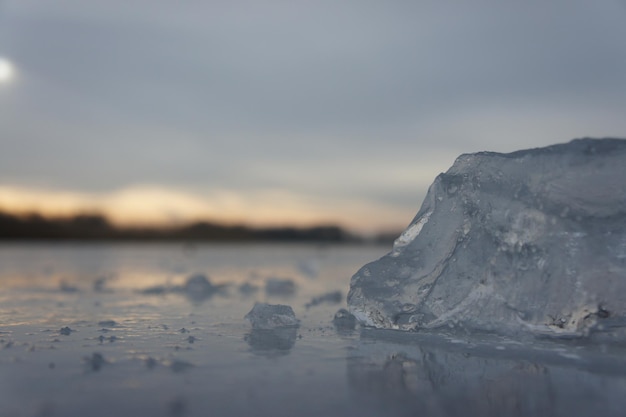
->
0, 211, 399, 244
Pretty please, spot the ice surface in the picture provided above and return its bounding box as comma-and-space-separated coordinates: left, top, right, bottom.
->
1, 244, 625, 416
244, 303, 300, 329
348, 138, 626, 339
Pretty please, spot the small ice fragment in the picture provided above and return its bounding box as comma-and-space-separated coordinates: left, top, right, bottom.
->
180, 273, 224, 302
238, 282, 259, 295
333, 309, 357, 331
245, 303, 300, 329
141, 275, 225, 302
59, 326, 74, 336
265, 278, 296, 296
184, 273, 214, 294
140, 285, 168, 295
305, 291, 343, 309
59, 282, 79, 293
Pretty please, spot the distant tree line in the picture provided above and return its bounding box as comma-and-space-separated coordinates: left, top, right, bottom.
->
0, 211, 395, 243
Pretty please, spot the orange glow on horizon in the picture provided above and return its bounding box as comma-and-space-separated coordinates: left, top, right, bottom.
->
0, 185, 413, 233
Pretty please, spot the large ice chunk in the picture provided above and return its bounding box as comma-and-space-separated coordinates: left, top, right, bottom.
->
348, 138, 626, 339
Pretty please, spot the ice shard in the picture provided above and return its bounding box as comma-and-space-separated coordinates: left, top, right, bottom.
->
245, 303, 300, 329
348, 138, 626, 339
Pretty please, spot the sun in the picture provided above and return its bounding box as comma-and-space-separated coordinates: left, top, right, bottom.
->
0, 58, 15, 83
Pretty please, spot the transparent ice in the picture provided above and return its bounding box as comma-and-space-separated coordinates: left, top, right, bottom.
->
244, 303, 300, 329
348, 138, 626, 339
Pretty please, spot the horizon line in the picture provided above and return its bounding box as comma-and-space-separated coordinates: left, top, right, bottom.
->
0, 209, 403, 241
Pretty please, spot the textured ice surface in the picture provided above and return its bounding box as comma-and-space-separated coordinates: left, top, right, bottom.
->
244, 303, 300, 329
1, 244, 625, 416
348, 138, 626, 339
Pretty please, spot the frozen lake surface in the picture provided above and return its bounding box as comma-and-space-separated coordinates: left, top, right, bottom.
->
1, 243, 626, 417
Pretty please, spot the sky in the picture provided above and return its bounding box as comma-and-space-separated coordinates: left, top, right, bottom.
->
1, 1, 625, 233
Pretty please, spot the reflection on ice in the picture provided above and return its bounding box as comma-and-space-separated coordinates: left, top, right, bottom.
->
83, 352, 107, 372
245, 327, 299, 357
347, 329, 626, 417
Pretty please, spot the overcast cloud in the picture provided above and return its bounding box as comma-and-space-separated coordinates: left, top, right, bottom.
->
1, 0, 625, 231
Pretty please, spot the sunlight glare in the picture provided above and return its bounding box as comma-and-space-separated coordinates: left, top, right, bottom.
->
0, 58, 15, 83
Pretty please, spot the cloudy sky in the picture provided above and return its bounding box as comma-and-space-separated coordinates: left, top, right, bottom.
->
1, 1, 625, 233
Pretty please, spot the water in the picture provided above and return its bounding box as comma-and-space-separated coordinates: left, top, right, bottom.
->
1, 243, 626, 417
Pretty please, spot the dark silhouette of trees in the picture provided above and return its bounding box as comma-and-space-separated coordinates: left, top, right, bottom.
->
0, 211, 366, 243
